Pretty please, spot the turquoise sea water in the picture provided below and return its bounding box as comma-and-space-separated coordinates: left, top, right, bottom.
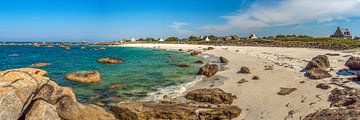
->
0, 45, 201, 104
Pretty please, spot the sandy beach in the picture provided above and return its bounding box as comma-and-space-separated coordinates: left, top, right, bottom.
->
122, 43, 360, 120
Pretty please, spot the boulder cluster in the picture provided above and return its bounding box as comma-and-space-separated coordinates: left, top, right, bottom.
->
112, 88, 241, 120
0, 68, 116, 120
304, 88, 360, 119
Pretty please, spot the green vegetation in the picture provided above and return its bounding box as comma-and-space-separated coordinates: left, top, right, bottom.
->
117, 35, 360, 50
166, 36, 179, 41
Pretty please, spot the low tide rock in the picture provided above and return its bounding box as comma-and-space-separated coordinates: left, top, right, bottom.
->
177, 64, 190, 68
111, 103, 197, 120
31, 63, 50, 67
345, 56, 360, 70
306, 68, 332, 79
185, 88, 237, 105
198, 106, 242, 120
238, 66, 251, 74
97, 57, 123, 64
305, 55, 330, 70
316, 83, 331, 90
219, 56, 229, 63
277, 88, 297, 96
198, 64, 218, 77
304, 108, 360, 120
190, 51, 201, 56
65, 70, 101, 84
194, 60, 204, 64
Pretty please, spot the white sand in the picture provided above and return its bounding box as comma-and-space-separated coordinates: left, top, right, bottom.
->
122, 44, 360, 120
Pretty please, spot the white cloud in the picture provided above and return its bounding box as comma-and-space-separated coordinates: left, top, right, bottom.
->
203, 0, 360, 35
170, 21, 192, 35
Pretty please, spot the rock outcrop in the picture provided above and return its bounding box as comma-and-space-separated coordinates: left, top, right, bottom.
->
219, 56, 229, 63
97, 57, 123, 64
0, 68, 116, 120
305, 55, 330, 70
185, 88, 237, 105
65, 70, 101, 84
306, 68, 332, 79
304, 88, 360, 119
198, 64, 218, 77
111, 103, 198, 120
345, 56, 360, 70
198, 106, 242, 120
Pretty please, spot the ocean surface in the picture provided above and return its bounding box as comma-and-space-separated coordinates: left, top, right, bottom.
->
0, 45, 202, 105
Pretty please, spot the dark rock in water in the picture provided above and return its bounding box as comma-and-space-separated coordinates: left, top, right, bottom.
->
97, 57, 124, 64
65, 70, 101, 84
185, 88, 237, 105
306, 68, 332, 79
31, 63, 50, 67
194, 60, 204, 64
178, 49, 183, 51
345, 56, 360, 70
177, 64, 190, 68
198, 106, 242, 120
303, 108, 360, 120
111, 103, 198, 120
277, 87, 297, 96
190, 51, 201, 56
198, 64, 218, 77
219, 56, 229, 63
305, 55, 330, 70
252, 76, 260, 80
110, 83, 123, 89
238, 66, 251, 74
316, 83, 331, 90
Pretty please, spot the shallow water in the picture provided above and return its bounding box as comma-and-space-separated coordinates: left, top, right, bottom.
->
0, 45, 201, 104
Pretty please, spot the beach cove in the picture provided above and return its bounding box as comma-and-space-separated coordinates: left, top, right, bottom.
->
123, 44, 360, 120
2, 43, 360, 119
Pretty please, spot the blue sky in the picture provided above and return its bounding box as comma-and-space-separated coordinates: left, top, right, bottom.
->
0, 0, 360, 42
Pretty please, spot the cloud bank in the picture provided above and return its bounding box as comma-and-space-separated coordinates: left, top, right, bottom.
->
170, 21, 192, 35
203, 0, 360, 34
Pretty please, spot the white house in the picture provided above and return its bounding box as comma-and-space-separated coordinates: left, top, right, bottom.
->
249, 34, 257, 39
159, 38, 165, 42
131, 38, 136, 42
205, 37, 210, 41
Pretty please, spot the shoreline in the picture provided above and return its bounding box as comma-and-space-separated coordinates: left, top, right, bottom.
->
121, 43, 360, 120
